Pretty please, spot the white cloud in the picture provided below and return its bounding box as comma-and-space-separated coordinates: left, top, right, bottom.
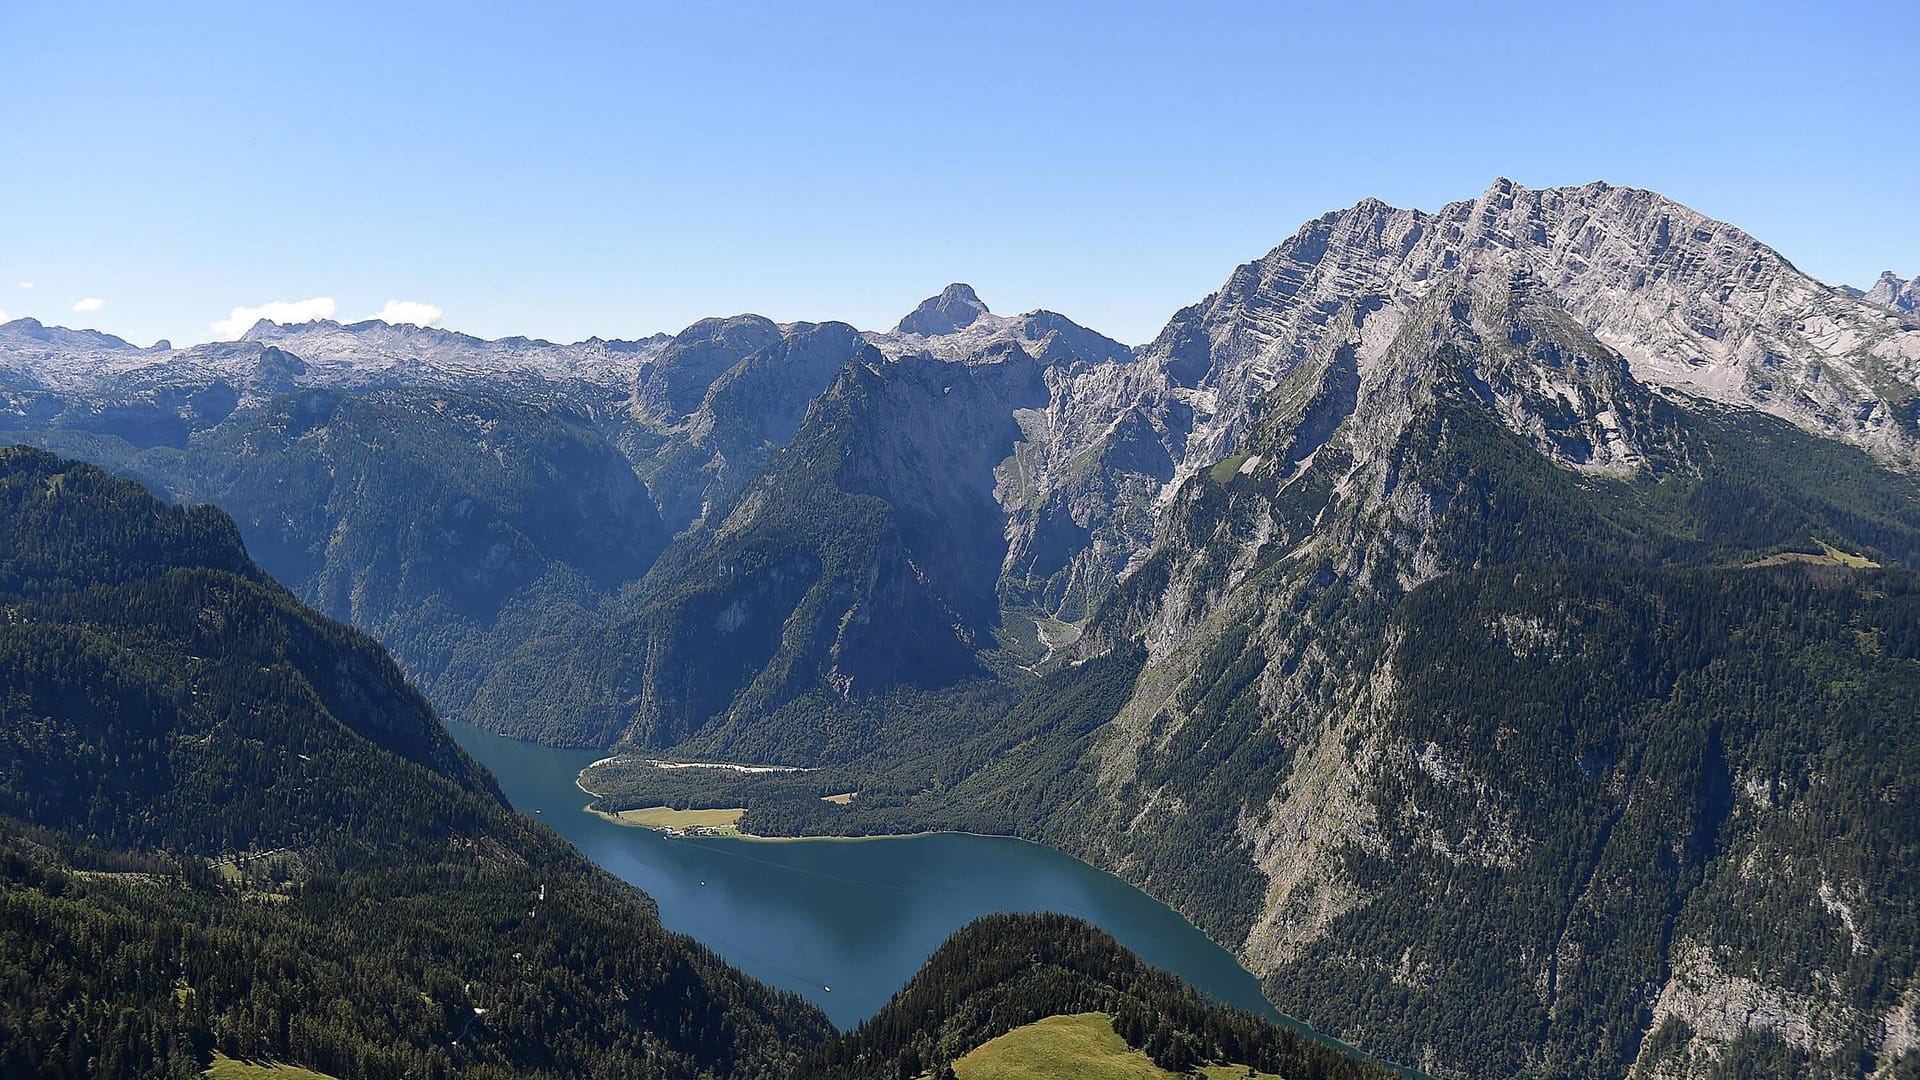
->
0, 309, 9, 323
369, 299, 443, 326
209, 296, 336, 339
72, 297, 105, 313
16, 282, 31, 290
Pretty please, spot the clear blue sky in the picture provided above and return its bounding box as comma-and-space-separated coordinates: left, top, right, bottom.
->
2, 1, 1914, 347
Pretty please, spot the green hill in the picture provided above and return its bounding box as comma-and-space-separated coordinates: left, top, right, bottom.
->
0, 446, 828, 1080
801, 913, 1406, 1080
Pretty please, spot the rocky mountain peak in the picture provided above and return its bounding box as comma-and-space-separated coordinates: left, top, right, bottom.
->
0, 317, 140, 353
241, 317, 340, 341
1133, 178, 1920, 479
1868, 270, 1918, 315
638, 314, 783, 417
896, 283, 991, 336
1370, 263, 1671, 476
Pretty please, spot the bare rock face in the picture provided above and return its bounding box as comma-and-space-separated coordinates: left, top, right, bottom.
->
1867, 270, 1919, 316
1029, 191, 1920, 1080
634, 314, 783, 417
641, 320, 870, 533
863, 287, 1145, 620
242, 318, 674, 387
1131, 178, 1919, 480
0, 315, 676, 402
1629, 943, 1857, 1077
870, 285, 1134, 369
0, 314, 680, 453
986, 179, 1920, 627
895, 282, 992, 336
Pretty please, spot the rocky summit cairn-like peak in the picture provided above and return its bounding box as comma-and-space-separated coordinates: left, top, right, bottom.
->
1867, 270, 1918, 315
895, 283, 991, 336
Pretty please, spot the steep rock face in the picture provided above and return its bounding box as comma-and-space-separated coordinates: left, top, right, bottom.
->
1070, 268, 1692, 922
895, 283, 992, 336
869, 284, 1135, 369
1135, 179, 1919, 471
1041, 270, 1920, 1078
1014, 182, 1920, 634
516, 345, 1052, 753
1867, 270, 1919, 316
638, 320, 869, 533
72, 388, 672, 732
868, 287, 1146, 623
634, 314, 784, 417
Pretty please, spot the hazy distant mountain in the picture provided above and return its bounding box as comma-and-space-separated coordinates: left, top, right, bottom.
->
240, 316, 675, 382
895, 282, 992, 336
867, 283, 1135, 368
1, 314, 670, 394
0, 315, 147, 355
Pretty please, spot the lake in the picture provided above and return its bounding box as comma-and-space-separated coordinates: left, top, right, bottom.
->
445, 720, 1280, 1029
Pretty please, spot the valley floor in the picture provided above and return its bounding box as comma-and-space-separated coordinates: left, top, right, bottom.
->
592, 804, 748, 835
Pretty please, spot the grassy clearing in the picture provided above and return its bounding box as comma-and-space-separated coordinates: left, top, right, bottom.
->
1208, 452, 1251, 485
1747, 538, 1880, 569
594, 805, 746, 835
952, 1013, 1280, 1080
205, 1053, 342, 1080
821, 792, 858, 804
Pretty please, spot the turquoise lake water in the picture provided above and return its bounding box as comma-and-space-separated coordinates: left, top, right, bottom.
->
446, 720, 1280, 1029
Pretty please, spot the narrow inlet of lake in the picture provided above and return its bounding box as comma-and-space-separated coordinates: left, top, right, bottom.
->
446, 719, 1280, 1029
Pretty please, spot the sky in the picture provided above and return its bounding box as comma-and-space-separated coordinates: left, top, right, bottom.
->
1, 1, 1914, 348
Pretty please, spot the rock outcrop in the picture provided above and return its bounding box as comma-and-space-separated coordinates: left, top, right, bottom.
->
1867, 270, 1919, 316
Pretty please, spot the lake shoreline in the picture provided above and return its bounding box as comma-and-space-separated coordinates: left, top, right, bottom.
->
448, 718, 1419, 1073
573, 799, 1419, 1074
584, 799, 1055, 845
567, 740, 1283, 1007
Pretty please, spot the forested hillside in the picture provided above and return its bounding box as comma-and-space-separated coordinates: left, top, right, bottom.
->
0, 446, 829, 1079
1271, 564, 1920, 1077
801, 914, 1408, 1080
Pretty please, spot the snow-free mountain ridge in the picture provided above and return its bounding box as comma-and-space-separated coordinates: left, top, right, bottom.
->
3, 178, 1920, 1079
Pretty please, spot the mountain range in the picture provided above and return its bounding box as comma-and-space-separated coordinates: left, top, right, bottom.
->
3, 178, 1918, 1078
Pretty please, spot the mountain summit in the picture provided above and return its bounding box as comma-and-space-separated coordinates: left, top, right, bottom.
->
1868, 270, 1918, 316
895, 283, 991, 335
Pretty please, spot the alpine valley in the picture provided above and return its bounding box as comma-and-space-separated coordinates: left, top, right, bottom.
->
6, 179, 1920, 1079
